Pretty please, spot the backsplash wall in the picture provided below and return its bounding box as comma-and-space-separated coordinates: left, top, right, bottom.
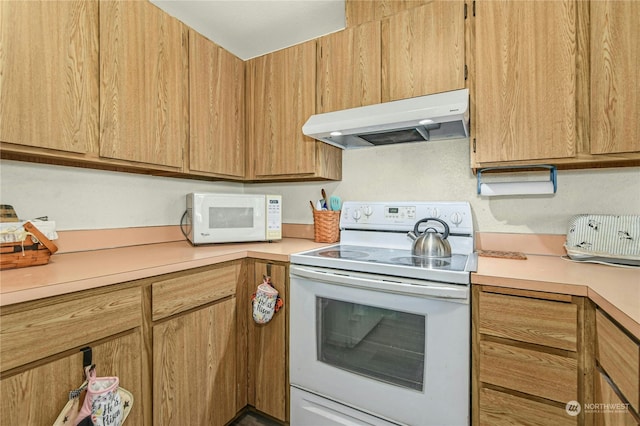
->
0, 160, 243, 230
249, 139, 640, 235
2, 139, 639, 234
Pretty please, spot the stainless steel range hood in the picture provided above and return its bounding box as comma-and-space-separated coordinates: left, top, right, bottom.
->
302, 89, 469, 149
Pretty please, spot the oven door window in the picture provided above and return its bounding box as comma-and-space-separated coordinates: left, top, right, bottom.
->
316, 297, 426, 391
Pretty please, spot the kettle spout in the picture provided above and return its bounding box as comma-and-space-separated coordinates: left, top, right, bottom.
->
407, 231, 417, 241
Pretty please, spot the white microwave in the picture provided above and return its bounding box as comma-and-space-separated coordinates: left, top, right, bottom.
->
186, 193, 282, 245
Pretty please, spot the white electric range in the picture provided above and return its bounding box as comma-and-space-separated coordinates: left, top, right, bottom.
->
289, 201, 476, 426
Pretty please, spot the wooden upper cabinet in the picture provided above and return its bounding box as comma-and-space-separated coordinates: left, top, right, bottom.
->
473, 0, 578, 164
382, 1, 465, 102
189, 30, 245, 179
590, 1, 640, 155
99, 0, 187, 169
317, 21, 381, 113
246, 41, 341, 180
0, 0, 99, 154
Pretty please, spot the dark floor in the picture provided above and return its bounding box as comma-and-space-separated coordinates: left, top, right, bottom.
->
229, 411, 282, 426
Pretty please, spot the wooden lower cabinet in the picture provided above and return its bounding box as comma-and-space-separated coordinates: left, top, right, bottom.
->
472, 285, 592, 426
594, 309, 640, 424
247, 260, 289, 422
150, 263, 242, 426
594, 370, 639, 426
0, 286, 144, 425
0, 259, 293, 425
153, 298, 238, 426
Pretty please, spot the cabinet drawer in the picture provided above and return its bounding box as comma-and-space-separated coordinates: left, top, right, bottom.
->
478, 291, 578, 351
479, 340, 577, 403
594, 370, 639, 426
0, 287, 141, 372
479, 387, 577, 426
152, 263, 239, 321
596, 309, 640, 413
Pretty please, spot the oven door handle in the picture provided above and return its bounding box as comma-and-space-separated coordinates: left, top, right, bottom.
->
290, 266, 468, 300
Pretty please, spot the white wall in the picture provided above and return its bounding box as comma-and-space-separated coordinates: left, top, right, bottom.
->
2, 139, 639, 234
248, 139, 640, 235
0, 160, 243, 230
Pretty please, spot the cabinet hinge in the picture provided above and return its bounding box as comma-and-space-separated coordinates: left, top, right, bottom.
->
473, 1, 476, 17
464, 3, 467, 19
464, 65, 468, 80
473, 138, 476, 153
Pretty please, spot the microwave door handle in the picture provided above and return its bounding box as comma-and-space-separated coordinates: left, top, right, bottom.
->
290, 266, 468, 301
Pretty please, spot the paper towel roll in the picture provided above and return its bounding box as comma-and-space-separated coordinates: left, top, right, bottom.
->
479, 181, 555, 196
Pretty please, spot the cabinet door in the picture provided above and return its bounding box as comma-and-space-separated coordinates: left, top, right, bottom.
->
590, 0, 640, 155
594, 370, 639, 426
189, 30, 245, 178
153, 298, 237, 426
317, 21, 381, 113
0, 0, 99, 154
246, 41, 318, 178
1, 330, 143, 425
474, 0, 577, 163
99, 0, 186, 169
248, 262, 288, 421
382, 1, 465, 102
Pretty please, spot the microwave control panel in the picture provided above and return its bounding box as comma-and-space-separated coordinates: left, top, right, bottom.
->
266, 195, 282, 240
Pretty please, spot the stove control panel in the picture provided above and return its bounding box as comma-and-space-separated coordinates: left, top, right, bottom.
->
341, 201, 473, 235
384, 206, 416, 220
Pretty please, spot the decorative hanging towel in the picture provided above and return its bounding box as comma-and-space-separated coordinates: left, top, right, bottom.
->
52, 366, 133, 426
252, 275, 283, 324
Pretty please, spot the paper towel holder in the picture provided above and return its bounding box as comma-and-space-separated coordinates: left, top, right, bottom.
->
477, 165, 557, 196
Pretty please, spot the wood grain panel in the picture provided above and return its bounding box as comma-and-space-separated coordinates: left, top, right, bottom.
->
345, 0, 431, 27
0, 287, 141, 372
479, 340, 578, 404
0, 330, 143, 425
317, 21, 381, 113
151, 263, 239, 321
596, 309, 639, 413
235, 261, 249, 413
153, 298, 237, 426
479, 291, 578, 351
99, 0, 186, 168
474, 0, 577, 163
189, 30, 245, 178
248, 261, 288, 421
246, 41, 317, 178
0, 0, 99, 154
594, 370, 639, 426
590, 1, 640, 155
479, 387, 577, 426
382, 1, 465, 102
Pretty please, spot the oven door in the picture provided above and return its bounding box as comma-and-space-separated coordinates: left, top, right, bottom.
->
289, 265, 469, 426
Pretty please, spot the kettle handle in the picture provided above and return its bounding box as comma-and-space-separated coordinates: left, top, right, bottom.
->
413, 218, 450, 239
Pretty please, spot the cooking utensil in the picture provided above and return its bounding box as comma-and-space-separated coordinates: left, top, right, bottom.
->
321, 189, 330, 210
329, 196, 342, 211
310, 200, 316, 212
407, 218, 452, 258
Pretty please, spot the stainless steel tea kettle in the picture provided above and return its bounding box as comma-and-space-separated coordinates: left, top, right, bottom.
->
407, 218, 452, 258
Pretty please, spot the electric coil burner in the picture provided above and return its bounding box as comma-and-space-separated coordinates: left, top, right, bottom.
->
289, 201, 476, 426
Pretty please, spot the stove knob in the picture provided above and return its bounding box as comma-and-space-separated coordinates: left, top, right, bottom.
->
430, 208, 440, 218
451, 212, 463, 226
363, 206, 373, 217
352, 210, 362, 221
